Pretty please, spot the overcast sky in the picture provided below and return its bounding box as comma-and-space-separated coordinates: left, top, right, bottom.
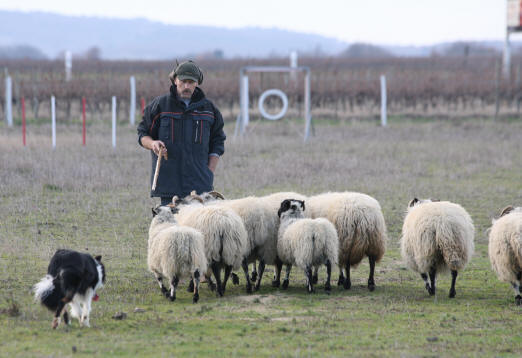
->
0, 0, 513, 45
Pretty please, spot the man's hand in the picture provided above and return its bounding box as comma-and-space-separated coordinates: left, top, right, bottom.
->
151, 140, 167, 157
208, 155, 219, 173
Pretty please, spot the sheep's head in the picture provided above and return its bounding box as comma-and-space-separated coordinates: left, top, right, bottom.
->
407, 198, 440, 210
199, 191, 226, 202
278, 199, 305, 220
151, 205, 178, 223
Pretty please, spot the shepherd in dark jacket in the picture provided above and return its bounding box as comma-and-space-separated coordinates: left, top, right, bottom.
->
137, 60, 226, 205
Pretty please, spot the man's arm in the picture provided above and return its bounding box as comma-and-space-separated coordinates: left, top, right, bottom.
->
208, 154, 219, 173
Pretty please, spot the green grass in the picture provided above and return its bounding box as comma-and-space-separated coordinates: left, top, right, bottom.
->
0, 118, 521, 357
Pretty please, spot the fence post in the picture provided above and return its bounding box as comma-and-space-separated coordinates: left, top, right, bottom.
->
129, 76, 136, 125
495, 58, 501, 119
22, 96, 26, 146
51, 96, 56, 149
112, 96, 117, 148
65, 51, 72, 81
82, 97, 86, 146
5, 73, 12, 127
380, 75, 387, 126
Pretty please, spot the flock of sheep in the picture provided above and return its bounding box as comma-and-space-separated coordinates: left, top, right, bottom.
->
148, 191, 522, 305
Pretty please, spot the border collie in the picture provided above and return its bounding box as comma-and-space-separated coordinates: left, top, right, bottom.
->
33, 249, 106, 329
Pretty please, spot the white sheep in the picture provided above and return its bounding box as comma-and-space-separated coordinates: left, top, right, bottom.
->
148, 205, 208, 303
197, 191, 279, 292
488, 206, 522, 305
173, 194, 249, 297
307, 192, 387, 291
400, 198, 475, 298
276, 199, 339, 293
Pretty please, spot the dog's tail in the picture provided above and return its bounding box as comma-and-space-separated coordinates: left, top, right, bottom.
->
33, 274, 61, 311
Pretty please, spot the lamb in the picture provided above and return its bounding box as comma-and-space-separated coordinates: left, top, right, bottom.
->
172, 194, 249, 297
275, 199, 339, 293
400, 198, 475, 298
195, 191, 279, 292
307, 192, 387, 291
488, 206, 522, 305
148, 205, 207, 303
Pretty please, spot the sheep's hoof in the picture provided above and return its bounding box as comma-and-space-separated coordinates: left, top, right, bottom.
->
368, 280, 376, 292
246, 284, 253, 294
217, 288, 224, 297
231, 273, 240, 285
254, 283, 261, 292
187, 280, 194, 293
429, 287, 436, 296
307, 286, 315, 294
52, 318, 59, 329
271, 279, 280, 288
312, 274, 318, 285
337, 276, 344, 286
282, 279, 289, 290
169, 294, 176, 302
251, 272, 257, 282
208, 281, 217, 292
448, 289, 456, 298
324, 282, 331, 293
515, 295, 521, 306
192, 293, 199, 304
343, 280, 351, 290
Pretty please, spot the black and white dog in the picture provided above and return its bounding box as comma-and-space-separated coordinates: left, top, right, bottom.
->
33, 249, 105, 329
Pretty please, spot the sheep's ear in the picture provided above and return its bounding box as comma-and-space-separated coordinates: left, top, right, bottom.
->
190, 190, 197, 196
408, 198, 419, 207
94, 255, 102, 262
170, 206, 179, 215
299, 200, 305, 211
209, 191, 225, 200
152, 207, 158, 217
172, 196, 179, 204
278, 199, 291, 218
500, 205, 514, 217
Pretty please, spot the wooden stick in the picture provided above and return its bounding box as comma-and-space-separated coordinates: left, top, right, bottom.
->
151, 151, 167, 191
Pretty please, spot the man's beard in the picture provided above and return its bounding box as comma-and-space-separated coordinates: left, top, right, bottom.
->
179, 90, 192, 99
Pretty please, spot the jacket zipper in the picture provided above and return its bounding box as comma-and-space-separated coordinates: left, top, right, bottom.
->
194, 120, 199, 143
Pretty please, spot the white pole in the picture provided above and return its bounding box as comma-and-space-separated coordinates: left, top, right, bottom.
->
290, 51, 298, 82
65, 51, 72, 82
112, 96, 117, 148
380, 75, 387, 127
304, 70, 312, 141
239, 74, 249, 134
129, 76, 136, 125
51, 96, 56, 148
5, 75, 12, 127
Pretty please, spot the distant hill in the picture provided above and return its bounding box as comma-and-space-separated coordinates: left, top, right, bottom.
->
0, 10, 348, 59
340, 43, 394, 58
0, 44, 47, 59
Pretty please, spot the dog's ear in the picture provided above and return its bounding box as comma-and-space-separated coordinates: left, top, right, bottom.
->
500, 205, 514, 217
299, 200, 305, 212
95, 255, 102, 262
408, 198, 419, 208
152, 207, 158, 217
278, 199, 291, 218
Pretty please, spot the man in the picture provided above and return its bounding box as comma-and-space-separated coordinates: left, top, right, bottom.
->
137, 60, 226, 205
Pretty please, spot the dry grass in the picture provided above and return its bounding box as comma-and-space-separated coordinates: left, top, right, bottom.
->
0, 117, 521, 357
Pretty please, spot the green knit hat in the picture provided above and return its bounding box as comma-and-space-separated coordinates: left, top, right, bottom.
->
169, 60, 203, 85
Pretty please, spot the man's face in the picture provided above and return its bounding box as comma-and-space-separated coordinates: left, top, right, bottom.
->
175, 77, 197, 99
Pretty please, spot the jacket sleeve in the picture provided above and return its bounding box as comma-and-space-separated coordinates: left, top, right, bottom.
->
137, 99, 160, 147
209, 105, 226, 156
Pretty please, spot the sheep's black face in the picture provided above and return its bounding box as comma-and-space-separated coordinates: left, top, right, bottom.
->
278, 199, 305, 218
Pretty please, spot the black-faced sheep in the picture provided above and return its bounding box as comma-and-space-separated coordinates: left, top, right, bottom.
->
488, 206, 522, 305
400, 198, 474, 298
148, 205, 207, 303
307, 192, 387, 291
172, 195, 249, 297
276, 199, 339, 293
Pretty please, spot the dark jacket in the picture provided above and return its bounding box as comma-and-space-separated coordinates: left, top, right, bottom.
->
137, 85, 226, 198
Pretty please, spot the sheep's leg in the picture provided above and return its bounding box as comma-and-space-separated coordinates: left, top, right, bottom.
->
254, 259, 266, 291
272, 257, 283, 287
222, 265, 233, 293
324, 259, 332, 293
52, 301, 67, 329
187, 279, 194, 293
305, 265, 314, 293
337, 267, 345, 286
282, 265, 292, 290
512, 282, 522, 306
448, 270, 458, 298
343, 260, 351, 290
211, 262, 224, 297
204, 274, 217, 292
421, 273, 431, 294
153, 272, 169, 298
429, 267, 437, 296
169, 276, 179, 302
63, 311, 70, 326
251, 260, 258, 282
241, 259, 253, 293
192, 269, 200, 304
312, 266, 319, 285
368, 255, 376, 292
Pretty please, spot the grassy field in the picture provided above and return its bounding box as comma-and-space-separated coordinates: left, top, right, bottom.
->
0, 117, 521, 357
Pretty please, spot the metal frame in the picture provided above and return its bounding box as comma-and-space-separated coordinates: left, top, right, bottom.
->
238, 66, 312, 141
